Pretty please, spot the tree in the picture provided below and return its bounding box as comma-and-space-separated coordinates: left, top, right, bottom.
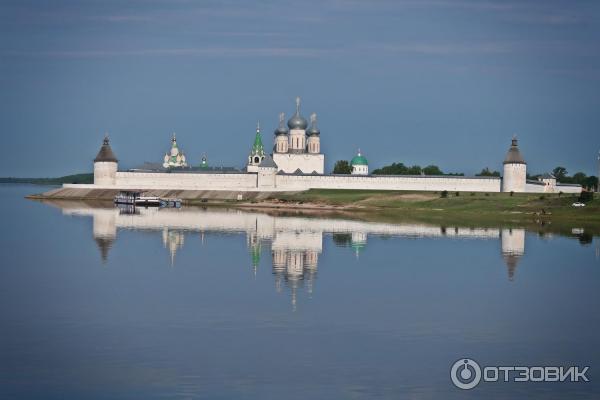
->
571, 172, 587, 185
372, 162, 408, 175
584, 176, 599, 191
552, 166, 567, 181
476, 167, 501, 177
423, 165, 443, 175
407, 165, 422, 175
333, 160, 352, 174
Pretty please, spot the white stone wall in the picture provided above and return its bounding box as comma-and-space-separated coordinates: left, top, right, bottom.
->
114, 171, 258, 190
94, 161, 117, 185
525, 182, 581, 194
502, 163, 526, 192
272, 153, 325, 174
275, 174, 501, 192
80, 170, 504, 192
257, 167, 276, 189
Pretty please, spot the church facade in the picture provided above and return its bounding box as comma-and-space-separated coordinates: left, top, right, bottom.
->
82, 98, 581, 194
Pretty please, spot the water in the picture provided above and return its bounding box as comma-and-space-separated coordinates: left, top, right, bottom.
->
1, 184, 599, 399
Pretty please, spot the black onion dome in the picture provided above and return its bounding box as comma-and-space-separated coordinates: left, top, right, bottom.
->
94, 136, 118, 162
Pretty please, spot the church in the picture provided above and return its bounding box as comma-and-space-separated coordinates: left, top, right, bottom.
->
87, 97, 581, 194
247, 97, 324, 175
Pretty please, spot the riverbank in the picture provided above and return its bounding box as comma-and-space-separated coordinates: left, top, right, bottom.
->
233, 189, 600, 233
27, 187, 598, 227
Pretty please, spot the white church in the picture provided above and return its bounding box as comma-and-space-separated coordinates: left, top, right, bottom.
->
88, 97, 581, 194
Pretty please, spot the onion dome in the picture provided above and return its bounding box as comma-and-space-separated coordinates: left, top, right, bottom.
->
351, 149, 368, 166
503, 136, 526, 164
287, 96, 308, 130
307, 113, 320, 136
94, 135, 118, 162
274, 112, 289, 135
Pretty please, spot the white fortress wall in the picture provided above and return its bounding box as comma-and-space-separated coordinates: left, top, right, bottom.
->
525, 182, 582, 194
525, 183, 581, 194
275, 174, 501, 192
114, 171, 257, 190
555, 185, 583, 194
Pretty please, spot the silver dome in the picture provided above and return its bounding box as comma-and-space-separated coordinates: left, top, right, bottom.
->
287, 96, 308, 130
274, 112, 289, 135
307, 112, 320, 136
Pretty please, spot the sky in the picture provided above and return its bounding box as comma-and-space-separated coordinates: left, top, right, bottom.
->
1, 0, 599, 177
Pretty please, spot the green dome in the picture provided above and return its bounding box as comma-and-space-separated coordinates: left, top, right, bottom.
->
351, 151, 368, 166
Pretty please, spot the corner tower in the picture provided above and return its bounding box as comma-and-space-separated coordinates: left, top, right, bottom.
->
502, 136, 526, 192
94, 135, 118, 185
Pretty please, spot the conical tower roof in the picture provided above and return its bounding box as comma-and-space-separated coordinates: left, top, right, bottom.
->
94, 135, 118, 162
250, 122, 265, 156
503, 136, 526, 165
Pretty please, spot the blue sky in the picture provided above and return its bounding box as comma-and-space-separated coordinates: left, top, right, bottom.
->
1, 0, 599, 177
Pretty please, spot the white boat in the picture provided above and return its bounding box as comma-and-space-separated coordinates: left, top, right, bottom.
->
114, 191, 180, 208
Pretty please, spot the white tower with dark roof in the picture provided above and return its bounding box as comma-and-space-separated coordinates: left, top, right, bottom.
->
502, 136, 527, 192
93, 135, 118, 186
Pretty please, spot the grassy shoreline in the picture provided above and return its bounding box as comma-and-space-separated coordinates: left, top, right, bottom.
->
235, 189, 600, 229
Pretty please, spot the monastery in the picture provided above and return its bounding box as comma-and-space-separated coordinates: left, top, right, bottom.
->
85, 97, 580, 194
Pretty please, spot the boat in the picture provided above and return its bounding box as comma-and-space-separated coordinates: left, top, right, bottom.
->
114, 191, 181, 208
160, 198, 182, 208
114, 191, 141, 205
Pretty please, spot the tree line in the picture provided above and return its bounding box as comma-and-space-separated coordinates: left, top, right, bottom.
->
332, 160, 463, 176
334, 161, 598, 190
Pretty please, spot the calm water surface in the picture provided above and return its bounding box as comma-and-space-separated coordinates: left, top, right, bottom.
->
1, 184, 599, 399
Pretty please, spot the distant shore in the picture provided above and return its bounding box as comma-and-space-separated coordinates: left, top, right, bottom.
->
0, 173, 93, 185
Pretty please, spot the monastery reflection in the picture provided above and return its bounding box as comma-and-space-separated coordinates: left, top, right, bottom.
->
50, 202, 533, 308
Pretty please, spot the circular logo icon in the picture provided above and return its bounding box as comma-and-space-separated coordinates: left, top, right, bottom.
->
451, 358, 482, 390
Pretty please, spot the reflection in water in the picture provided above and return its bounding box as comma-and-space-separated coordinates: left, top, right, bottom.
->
501, 229, 525, 281
53, 202, 531, 308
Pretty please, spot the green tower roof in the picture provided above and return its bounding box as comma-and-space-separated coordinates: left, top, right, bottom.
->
250, 122, 265, 157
